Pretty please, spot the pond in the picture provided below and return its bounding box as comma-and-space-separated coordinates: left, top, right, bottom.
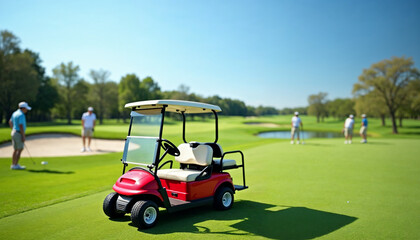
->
258, 131, 343, 139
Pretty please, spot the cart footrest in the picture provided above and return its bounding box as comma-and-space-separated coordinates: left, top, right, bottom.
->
167, 196, 213, 213
169, 197, 190, 207
234, 185, 248, 191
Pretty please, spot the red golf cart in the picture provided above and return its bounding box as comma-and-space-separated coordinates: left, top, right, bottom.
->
103, 100, 248, 228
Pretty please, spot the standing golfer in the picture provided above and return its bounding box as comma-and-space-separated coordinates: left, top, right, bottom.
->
343, 114, 355, 144
81, 107, 96, 152
9, 102, 32, 170
360, 114, 368, 143
291, 112, 303, 144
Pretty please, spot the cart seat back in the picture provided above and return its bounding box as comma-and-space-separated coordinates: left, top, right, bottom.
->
175, 143, 213, 166
204, 143, 223, 158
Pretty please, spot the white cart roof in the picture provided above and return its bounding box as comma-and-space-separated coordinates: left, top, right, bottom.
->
125, 99, 221, 114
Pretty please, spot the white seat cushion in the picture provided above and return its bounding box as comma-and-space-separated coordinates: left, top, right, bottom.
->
157, 169, 205, 182
213, 159, 237, 168
175, 143, 213, 166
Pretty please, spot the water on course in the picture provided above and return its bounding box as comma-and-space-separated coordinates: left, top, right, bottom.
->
258, 131, 343, 139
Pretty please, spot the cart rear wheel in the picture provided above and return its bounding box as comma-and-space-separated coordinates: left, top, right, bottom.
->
103, 192, 125, 218
131, 200, 159, 228
214, 187, 234, 210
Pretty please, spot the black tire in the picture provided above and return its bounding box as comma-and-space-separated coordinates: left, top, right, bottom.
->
131, 200, 159, 229
214, 186, 234, 210
103, 192, 125, 218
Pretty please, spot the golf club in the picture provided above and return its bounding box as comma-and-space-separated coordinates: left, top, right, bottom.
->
93, 127, 98, 151
301, 125, 305, 145
24, 143, 36, 165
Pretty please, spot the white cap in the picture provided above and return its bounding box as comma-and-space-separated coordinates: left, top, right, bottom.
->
294, 112, 299, 116
349, 114, 354, 118
88, 107, 94, 111
361, 114, 366, 118
18, 102, 32, 110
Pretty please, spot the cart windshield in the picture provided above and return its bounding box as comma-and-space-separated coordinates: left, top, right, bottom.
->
122, 111, 162, 166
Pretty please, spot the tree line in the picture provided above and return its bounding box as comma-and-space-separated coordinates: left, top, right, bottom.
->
307, 56, 420, 134
2, 30, 418, 133
0, 30, 280, 125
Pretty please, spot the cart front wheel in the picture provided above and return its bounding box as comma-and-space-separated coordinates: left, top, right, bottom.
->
103, 192, 125, 218
131, 200, 159, 228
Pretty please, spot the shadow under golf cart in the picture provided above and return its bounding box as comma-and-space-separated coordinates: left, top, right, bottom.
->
114, 200, 357, 239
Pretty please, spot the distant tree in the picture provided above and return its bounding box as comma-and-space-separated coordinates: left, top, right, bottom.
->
53, 62, 81, 124
353, 56, 419, 133
90, 69, 111, 124
0, 30, 20, 55
407, 79, 420, 119
294, 107, 308, 115
327, 98, 354, 120
354, 91, 388, 126
171, 84, 191, 100
308, 92, 328, 123
0, 31, 40, 124
30, 76, 59, 121
255, 106, 279, 116
278, 107, 307, 115
72, 80, 90, 119
397, 79, 420, 124
246, 106, 256, 116
226, 99, 247, 116
278, 108, 294, 115
118, 74, 141, 121
104, 81, 119, 119
24, 50, 59, 122
140, 76, 161, 100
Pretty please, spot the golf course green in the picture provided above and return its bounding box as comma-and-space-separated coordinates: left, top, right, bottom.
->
1, 116, 419, 239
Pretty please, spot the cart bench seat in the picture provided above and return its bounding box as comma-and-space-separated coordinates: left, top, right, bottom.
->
157, 169, 207, 182
213, 159, 237, 168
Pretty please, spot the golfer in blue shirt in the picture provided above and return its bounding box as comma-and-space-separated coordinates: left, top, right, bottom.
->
360, 114, 368, 143
9, 102, 31, 170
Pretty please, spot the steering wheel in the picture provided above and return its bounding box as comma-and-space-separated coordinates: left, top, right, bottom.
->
161, 139, 180, 156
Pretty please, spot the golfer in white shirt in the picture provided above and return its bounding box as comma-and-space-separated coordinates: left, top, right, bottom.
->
344, 114, 355, 144
291, 112, 303, 144
81, 107, 96, 152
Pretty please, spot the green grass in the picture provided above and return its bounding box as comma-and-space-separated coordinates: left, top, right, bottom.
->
0, 116, 419, 239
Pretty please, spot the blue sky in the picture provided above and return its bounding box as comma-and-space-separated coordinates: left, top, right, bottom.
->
1, 0, 419, 108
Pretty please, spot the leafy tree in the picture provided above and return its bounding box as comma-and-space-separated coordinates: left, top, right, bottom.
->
353, 56, 419, 133
0, 31, 39, 124
170, 84, 191, 100
140, 76, 161, 100
246, 106, 256, 116
407, 79, 420, 119
24, 50, 59, 122
255, 106, 279, 116
30, 76, 59, 121
308, 92, 328, 123
53, 62, 81, 124
225, 99, 248, 116
119, 74, 141, 121
327, 98, 355, 120
395, 79, 420, 126
278, 107, 307, 115
0, 30, 20, 55
72, 79, 90, 119
354, 91, 388, 126
104, 81, 120, 119
90, 69, 111, 124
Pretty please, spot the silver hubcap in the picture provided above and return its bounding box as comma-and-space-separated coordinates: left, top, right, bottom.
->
143, 206, 157, 224
222, 192, 232, 207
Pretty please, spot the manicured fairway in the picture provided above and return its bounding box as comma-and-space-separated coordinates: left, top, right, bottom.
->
1, 135, 419, 239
